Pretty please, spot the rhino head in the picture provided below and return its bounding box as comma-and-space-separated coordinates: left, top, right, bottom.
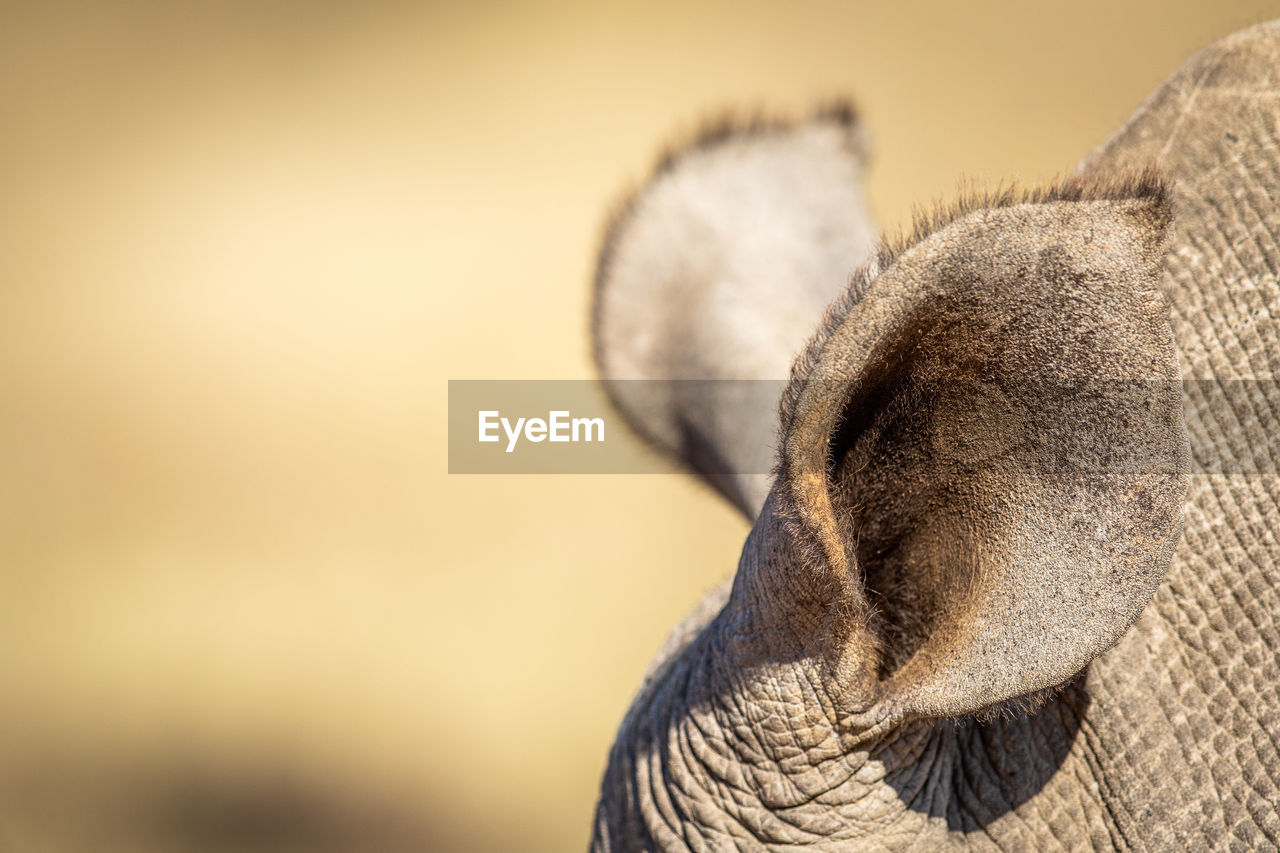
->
590, 20, 1280, 851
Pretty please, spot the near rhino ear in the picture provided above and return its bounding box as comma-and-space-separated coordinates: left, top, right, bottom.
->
775, 174, 1190, 722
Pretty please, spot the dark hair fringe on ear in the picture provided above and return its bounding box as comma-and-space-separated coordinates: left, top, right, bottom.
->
776, 166, 1171, 447
590, 99, 867, 380
968, 676, 1079, 725
651, 99, 864, 175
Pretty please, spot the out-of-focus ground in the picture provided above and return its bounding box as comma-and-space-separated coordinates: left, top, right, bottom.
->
0, 2, 1275, 850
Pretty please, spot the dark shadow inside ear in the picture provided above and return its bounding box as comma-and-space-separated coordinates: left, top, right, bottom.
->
825, 306, 976, 672
826, 299, 1043, 678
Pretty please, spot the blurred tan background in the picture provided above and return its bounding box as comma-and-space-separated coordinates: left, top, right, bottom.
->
1, 1, 1276, 850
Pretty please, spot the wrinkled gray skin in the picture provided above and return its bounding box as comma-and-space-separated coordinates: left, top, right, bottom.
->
591, 22, 1280, 852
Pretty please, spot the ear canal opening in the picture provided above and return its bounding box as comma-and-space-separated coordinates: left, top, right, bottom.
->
824, 348, 907, 673
822, 310, 998, 680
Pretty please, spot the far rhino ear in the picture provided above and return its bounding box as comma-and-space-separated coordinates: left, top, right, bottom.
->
774, 174, 1190, 722
593, 105, 877, 518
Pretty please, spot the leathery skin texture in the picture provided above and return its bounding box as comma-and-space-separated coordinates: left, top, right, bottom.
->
590, 21, 1280, 853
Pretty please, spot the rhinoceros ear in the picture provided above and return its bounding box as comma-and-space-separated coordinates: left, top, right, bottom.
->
772, 174, 1190, 722
592, 104, 877, 518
